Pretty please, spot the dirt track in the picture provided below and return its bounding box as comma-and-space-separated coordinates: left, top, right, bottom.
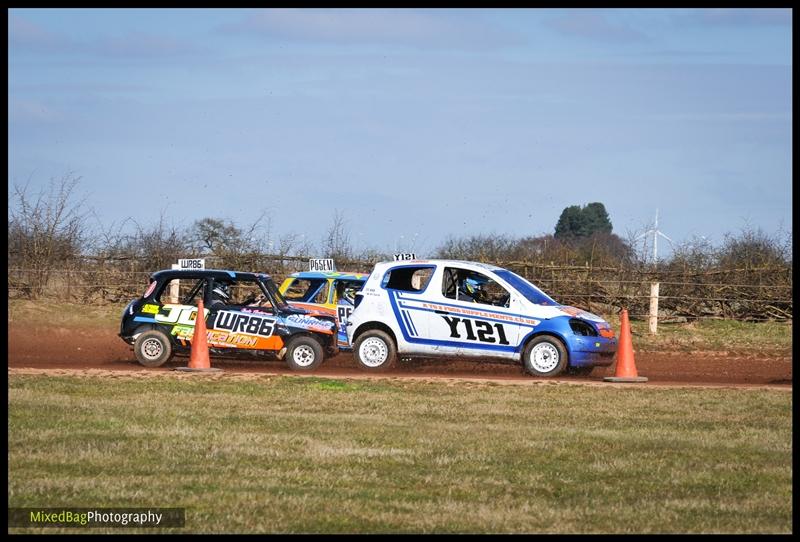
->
7, 325, 793, 389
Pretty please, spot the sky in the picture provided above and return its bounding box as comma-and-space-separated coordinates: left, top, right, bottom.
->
7, 8, 793, 258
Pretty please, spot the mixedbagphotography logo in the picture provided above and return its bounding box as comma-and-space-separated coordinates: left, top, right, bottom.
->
8, 508, 185, 528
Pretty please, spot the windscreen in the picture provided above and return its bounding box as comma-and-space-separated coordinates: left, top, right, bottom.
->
494, 269, 558, 306
264, 279, 290, 311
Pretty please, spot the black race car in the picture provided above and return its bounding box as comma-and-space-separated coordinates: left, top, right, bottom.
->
119, 269, 339, 370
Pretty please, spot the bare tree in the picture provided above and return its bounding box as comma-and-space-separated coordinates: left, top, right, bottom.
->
85, 212, 137, 260
188, 211, 272, 269
322, 209, 352, 262
8, 173, 89, 297
130, 211, 189, 271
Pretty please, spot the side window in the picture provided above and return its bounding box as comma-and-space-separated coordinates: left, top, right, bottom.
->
229, 281, 270, 307
283, 279, 307, 300
156, 278, 205, 305
334, 280, 364, 305
442, 267, 510, 308
313, 281, 330, 304
381, 266, 434, 292
283, 278, 328, 303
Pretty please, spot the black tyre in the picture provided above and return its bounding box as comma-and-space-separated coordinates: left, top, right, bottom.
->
522, 335, 568, 377
353, 329, 397, 371
285, 336, 324, 371
134, 329, 174, 367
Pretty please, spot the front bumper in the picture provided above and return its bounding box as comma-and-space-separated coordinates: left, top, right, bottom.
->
567, 335, 617, 368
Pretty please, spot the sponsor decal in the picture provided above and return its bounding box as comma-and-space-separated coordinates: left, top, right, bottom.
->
287, 301, 336, 317
141, 304, 160, 315
143, 281, 157, 298
284, 313, 335, 332
422, 302, 539, 326
171, 325, 194, 338
239, 307, 271, 315
155, 305, 208, 325
207, 331, 258, 347
172, 326, 260, 347
560, 306, 605, 323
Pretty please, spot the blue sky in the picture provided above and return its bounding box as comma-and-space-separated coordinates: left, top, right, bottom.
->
8, 8, 793, 257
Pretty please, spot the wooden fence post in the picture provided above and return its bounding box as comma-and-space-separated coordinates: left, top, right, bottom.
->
649, 281, 660, 334
170, 264, 180, 303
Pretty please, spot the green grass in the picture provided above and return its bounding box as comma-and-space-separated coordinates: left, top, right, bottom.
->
8, 373, 792, 534
9, 299, 128, 329
604, 314, 791, 354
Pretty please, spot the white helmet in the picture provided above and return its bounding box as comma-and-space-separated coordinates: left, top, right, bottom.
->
344, 285, 358, 304
212, 283, 230, 301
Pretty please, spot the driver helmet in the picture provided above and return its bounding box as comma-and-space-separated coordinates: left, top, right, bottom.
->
343, 285, 358, 304
212, 283, 230, 301
464, 277, 481, 297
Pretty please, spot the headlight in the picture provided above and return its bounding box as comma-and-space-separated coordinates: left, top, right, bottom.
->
569, 318, 598, 337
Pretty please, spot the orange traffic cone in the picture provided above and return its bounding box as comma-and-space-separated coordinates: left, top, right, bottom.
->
176, 298, 221, 373
604, 308, 647, 383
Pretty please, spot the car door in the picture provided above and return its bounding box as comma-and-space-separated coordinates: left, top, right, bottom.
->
380, 264, 438, 354
331, 278, 364, 348
425, 266, 521, 359
151, 276, 209, 347
204, 278, 281, 351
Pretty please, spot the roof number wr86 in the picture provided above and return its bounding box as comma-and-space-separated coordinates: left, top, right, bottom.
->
178, 259, 205, 269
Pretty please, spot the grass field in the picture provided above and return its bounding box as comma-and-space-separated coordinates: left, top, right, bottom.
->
9, 299, 126, 329
614, 316, 792, 354
8, 373, 792, 534
9, 299, 792, 353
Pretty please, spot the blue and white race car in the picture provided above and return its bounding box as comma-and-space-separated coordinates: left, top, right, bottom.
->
346, 259, 617, 377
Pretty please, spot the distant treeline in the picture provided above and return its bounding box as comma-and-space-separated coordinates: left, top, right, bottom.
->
7, 174, 793, 321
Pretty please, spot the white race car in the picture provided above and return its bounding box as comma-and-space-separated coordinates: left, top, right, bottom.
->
346, 259, 617, 377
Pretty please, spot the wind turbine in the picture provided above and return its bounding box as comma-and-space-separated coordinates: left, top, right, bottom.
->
635, 209, 673, 263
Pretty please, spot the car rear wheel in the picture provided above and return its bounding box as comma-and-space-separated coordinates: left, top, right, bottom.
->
134, 330, 174, 367
523, 335, 568, 377
354, 330, 396, 371
285, 336, 324, 371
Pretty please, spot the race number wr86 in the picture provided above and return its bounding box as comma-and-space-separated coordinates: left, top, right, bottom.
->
441, 316, 510, 345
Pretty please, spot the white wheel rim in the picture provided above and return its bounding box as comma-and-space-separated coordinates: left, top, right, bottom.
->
142, 338, 163, 360
359, 337, 389, 367
292, 345, 316, 367
530, 343, 559, 373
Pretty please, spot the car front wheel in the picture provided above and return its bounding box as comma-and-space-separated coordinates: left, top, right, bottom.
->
523, 335, 568, 377
134, 330, 174, 367
354, 330, 396, 371
285, 336, 324, 371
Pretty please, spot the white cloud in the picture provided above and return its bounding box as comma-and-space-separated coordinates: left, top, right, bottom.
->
687, 8, 792, 27
9, 12, 202, 58
220, 8, 523, 50
9, 98, 65, 123
545, 10, 648, 43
